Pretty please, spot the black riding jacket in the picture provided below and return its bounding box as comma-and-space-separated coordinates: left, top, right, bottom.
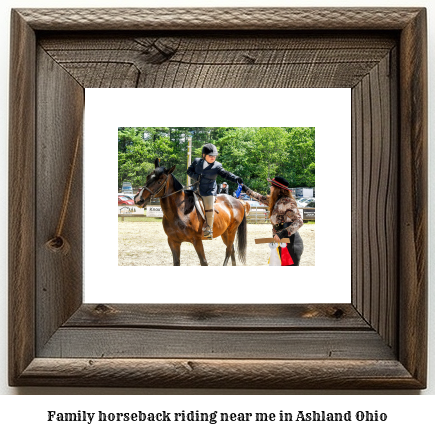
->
187, 158, 239, 196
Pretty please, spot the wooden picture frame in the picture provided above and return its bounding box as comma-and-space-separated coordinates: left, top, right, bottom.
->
9, 8, 427, 389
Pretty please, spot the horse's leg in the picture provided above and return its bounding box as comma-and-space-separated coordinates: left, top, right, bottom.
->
223, 223, 241, 266
221, 231, 233, 266
168, 238, 181, 266
230, 244, 237, 266
192, 237, 208, 266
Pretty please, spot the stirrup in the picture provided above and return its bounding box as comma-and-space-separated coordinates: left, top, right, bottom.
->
202, 224, 213, 239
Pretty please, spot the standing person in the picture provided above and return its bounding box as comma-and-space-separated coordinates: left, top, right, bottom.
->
187, 143, 243, 239
219, 182, 229, 194
242, 176, 304, 265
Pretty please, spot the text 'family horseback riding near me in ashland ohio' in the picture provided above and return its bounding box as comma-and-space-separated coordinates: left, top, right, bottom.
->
46, 409, 388, 424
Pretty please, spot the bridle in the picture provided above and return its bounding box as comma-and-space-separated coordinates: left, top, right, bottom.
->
136, 173, 170, 205
136, 172, 200, 205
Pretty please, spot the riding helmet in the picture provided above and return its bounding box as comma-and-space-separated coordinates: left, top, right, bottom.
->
202, 143, 219, 156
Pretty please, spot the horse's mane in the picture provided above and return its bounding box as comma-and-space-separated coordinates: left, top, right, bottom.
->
146, 166, 165, 182
171, 174, 185, 192
146, 167, 189, 201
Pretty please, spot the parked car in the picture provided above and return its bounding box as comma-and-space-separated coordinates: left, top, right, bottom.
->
238, 193, 251, 201
237, 194, 261, 206
118, 194, 135, 206
297, 197, 309, 206
120, 193, 135, 201
244, 200, 268, 221
242, 199, 259, 207
304, 200, 315, 208
298, 197, 315, 208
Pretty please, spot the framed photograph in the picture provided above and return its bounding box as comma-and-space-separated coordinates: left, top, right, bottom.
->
87, 89, 349, 304
9, 8, 427, 388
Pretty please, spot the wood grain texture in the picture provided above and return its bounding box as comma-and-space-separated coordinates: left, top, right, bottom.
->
8, 8, 427, 389
39, 328, 395, 360
351, 50, 398, 351
17, 358, 420, 389
398, 9, 428, 385
65, 304, 368, 330
382, 47, 399, 349
351, 78, 362, 313
38, 33, 396, 88
8, 10, 36, 386
16, 8, 422, 31
35, 48, 84, 353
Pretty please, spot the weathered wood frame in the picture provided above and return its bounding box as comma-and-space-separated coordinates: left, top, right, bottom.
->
9, 8, 427, 389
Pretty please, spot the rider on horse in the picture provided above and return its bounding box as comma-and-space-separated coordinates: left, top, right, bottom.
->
187, 143, 243, 240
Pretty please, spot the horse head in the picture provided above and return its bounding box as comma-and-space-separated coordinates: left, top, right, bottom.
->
134, 162, 176, 208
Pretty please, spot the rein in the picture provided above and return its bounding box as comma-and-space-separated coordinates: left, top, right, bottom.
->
160, 178, 201, 199
160, 179, 200, 199
160, 187, 182, 199
138, 175, 199, 202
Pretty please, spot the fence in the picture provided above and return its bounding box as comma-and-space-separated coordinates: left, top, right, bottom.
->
118, 214, 146, 222
246, 205, 268, 223
246, 205, 315, 224
118, 206, 315, 223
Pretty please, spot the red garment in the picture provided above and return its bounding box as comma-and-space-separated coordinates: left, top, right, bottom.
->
280, 245, 294, 266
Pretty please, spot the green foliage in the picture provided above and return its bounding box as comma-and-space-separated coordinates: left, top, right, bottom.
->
284, 127, 316, 188
118, 127, 315, 192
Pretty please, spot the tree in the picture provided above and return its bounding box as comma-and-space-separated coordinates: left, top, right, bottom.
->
118, 127, 315, 191
284, 127, 315, 187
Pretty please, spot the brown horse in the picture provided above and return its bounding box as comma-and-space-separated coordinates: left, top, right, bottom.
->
134, 159, 247, 266
239, 200, 251, 216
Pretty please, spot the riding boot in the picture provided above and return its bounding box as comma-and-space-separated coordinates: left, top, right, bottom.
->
202, 196, 215, 240
203, 211, 214, 239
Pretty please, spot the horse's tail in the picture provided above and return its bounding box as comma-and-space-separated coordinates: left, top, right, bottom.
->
236, 211, 247, 264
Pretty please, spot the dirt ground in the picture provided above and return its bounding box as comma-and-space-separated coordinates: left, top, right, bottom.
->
119, 221, 315, 266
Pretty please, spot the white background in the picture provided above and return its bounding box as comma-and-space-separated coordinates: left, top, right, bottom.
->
0, 0, 434, 418
85, 88, 351, 304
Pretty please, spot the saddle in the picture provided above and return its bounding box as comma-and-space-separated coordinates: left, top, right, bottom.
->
193, 191, 218, 221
